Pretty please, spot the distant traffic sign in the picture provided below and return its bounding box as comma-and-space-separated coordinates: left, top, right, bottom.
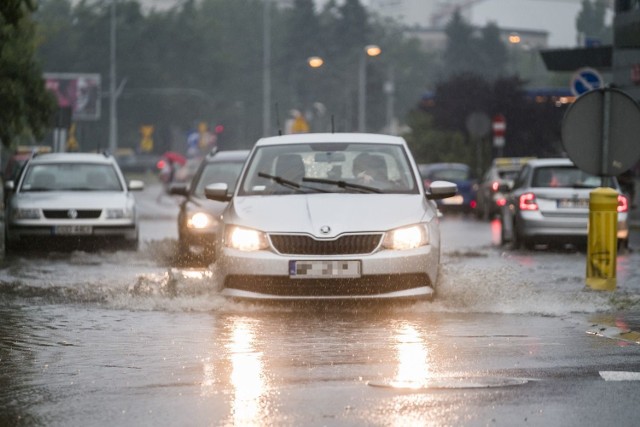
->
570, 67, 604, 97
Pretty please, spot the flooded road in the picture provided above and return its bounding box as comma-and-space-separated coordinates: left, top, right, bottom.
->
1, 185, 640, 426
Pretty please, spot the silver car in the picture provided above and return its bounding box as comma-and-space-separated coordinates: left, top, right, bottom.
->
4, 152, 144, 252
204, 133, 457, 300
500, 158, 629, 250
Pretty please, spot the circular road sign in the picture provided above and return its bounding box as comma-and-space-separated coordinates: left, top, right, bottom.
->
561, 87, 640, 176
570, 67, 604, 97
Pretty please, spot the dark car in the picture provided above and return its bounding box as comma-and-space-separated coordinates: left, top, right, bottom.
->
476, 157, 534, 220
418, 163, 478, 214
170, 149, 249, 263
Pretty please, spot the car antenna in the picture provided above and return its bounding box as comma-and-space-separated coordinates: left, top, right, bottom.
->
275, 102, 282, 136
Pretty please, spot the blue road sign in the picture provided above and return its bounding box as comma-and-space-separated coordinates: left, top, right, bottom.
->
570, 67, 604, 96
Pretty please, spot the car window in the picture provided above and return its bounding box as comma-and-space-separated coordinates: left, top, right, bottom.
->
238, 143, 418, 195
513, 165, 530, 190
20, 163, 123, 192
532, 166, 602, 188
193, 161, 245, 197
498, 170, 519, 181
429, 167, 470, 181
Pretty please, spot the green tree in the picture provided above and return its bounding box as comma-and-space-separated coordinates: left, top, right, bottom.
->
0, 0, 55, 147
576, 0, 612, 45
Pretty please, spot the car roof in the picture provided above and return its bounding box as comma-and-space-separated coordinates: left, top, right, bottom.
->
525, 158, 574, 168
254, 133, 407, 147
27, 152, 116, 165
206, 149, 250, 162
419, 162, 469, 170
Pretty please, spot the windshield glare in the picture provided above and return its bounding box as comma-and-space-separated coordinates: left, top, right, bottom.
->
21, 163, 123, 192
238, 143, 418, 195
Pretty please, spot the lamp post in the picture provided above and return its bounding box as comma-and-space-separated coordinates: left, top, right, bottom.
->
108, 0, 117, 153
358, 44, 381, 132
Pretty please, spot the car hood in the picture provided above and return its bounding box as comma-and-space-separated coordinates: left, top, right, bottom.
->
226, 194, 432, 238
11, 191, 133, 209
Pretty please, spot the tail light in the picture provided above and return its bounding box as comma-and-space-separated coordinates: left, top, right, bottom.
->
618, 194, 629, 213
519, 192, 538, 211
496, 198, 507, 207
491, 181, 500, 192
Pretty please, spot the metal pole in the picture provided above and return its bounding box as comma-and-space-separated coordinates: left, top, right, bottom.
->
108, 0, 117, 153
358, 52, 366, 132
262, 0, 271, 136
601, 88, 611, 188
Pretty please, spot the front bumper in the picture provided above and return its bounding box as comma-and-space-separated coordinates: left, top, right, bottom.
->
215, 244, 439, 300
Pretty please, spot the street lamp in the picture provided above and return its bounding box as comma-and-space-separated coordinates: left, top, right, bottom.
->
358, 44, 381, 132
307, 56, 324, 68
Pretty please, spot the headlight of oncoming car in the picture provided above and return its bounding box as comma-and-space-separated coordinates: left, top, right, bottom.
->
225, 225, 269, 251
105, 208, 133, 219
187, 212, 216, 229
13, 208, 41, 220
382, 224, 429, 250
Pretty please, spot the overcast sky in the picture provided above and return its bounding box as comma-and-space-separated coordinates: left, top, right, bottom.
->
469, 0, 612, 48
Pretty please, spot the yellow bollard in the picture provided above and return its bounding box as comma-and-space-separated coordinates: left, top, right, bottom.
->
586, 187, 618, 291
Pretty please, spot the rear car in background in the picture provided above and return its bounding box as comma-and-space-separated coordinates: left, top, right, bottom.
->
476, 157, 534, 220
4, 152, 144, 252
500, 158, 629, 250
418, 162, 477, 214
170, 150, 250, 262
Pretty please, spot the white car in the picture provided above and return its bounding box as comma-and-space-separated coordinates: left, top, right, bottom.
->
204, 133, 457, 300
4, 152, 144, 252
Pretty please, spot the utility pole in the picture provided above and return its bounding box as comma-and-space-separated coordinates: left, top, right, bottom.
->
108, 0, 118, 153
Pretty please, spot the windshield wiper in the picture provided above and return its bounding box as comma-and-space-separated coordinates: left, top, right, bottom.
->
258, 172, 329, 193
302, 177, 382, 193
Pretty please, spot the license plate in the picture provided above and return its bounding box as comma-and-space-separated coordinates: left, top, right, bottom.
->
289, 260, 361, 279
54, 225, 93, 235
558, 198, 588, 209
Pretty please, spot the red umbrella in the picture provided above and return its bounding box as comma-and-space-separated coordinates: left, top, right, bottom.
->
162, 151, 187, 166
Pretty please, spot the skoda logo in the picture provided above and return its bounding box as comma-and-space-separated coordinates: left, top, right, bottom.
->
67, 209, 78, 219
320, 225, 331, 235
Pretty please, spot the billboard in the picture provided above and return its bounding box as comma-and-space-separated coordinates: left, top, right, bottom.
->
44, 73, 101, 121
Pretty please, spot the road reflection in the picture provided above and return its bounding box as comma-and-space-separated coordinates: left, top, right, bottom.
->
391, 321, 432, 389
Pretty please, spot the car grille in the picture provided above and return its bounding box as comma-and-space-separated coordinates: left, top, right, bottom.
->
43, 210, 102, 219
269, 233, 383, 255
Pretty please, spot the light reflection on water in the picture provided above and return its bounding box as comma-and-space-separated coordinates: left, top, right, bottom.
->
390, 322, 431, 389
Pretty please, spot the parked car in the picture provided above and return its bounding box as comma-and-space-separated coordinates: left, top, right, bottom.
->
418, 162, 477, 214
204, 133, 458, 301
170, 149, 250, 262
499, 158, 629, 250
476, 157, 534, 220
4, 152, 144, 252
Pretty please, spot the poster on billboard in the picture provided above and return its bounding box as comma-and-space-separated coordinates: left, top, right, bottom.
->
44, 73, 101, 121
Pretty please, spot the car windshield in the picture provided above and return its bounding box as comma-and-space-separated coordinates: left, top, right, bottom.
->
532, 166, 602, 188
20, 163, 123, 192
238, 142, 418, 195
498, 170, 520, 181
428, 167, 470, 181
193, 161, 245, 197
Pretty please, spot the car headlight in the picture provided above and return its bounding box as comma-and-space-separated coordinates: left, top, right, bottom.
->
13, 208, 41, 220
225, 225, 269, 251
382, 224, 429, 250
105, 208, 133, 219
187, 212, 216, 229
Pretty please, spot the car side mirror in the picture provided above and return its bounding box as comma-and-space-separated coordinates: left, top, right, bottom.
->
4, 180, 15, 192
426, 180, 457, 200
169, 183, 188, 197
498, 181, 513, 193
204, 183, 231, 202
127, 180, 145, 191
